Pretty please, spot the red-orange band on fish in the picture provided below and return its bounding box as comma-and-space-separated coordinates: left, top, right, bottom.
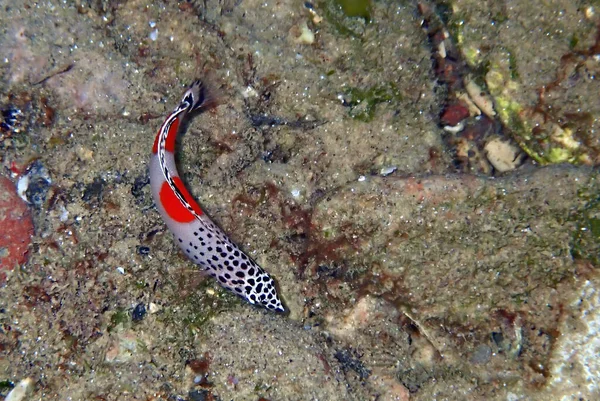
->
152, 116, 180, 154
159, 177, 203, 223
164, 117, 180, 152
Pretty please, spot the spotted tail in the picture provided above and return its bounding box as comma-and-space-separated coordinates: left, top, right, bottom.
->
149, 80, 285, 312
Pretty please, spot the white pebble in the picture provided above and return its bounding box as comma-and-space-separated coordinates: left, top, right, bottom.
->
59, 205, 69, 222
6, 377, 34, 401
148, 302, 161, 314
380, 166, 397, 176
242, 86, 258, 98
484, 138, 523, 173
17, 175, 29, 203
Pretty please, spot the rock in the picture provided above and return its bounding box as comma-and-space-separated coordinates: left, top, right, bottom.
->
484, 137, 524, 172
21, 161, 52, 208
0, 175, 34, 284
440, 102, 470, 126
448, 0, 600, 165
132, 303, 147, 322
311, 165, 599, 396
5, 377, 34, 401
470, 344, 492, 365
194, 310, 350, 400
104, 329, 149, 363
543, 272, 600, 399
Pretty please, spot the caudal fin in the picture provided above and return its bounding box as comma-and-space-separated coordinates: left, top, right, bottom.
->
182, 79, 219, 113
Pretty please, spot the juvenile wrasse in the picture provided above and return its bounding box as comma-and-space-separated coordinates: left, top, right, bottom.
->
150, 80, 285, 312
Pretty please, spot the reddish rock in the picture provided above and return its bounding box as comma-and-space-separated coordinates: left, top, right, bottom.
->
0, 175, 34, 284
440, 102, 470, 126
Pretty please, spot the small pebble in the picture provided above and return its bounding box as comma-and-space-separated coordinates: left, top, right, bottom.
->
148, 302, 161, 314
82, 177, 105, 204
188, 390, 212, 401
17, 160, 52, 207
470, 344, 492, 365
295, 21, 314, 44
131, 175, 149, 197
380, 166, 397, 176
5, 377, 33, 401
132, 303, 147, 322
491, 331, 504, 348
16, 175, 29, 203
1, 107, 21, 132
484, 138, 523, 173
137, 245, 150, 256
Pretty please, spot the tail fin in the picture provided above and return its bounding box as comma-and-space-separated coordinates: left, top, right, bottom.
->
181, 79, 218, 113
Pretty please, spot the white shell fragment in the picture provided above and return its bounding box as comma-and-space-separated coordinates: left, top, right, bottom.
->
5, 377, 34, 401
380, 166, 397, 176
484, 138, 524, 173
465, 78, 496, 118
291, 20, 315, 45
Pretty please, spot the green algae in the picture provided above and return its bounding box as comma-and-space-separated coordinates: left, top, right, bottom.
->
108, 307, 129, 332
334, 0, 371, 21
344, 83, 402, 122
160, 279, 240, 336
570, 181, 600, 265
0, 380, 14, 391
446, 3, 599, 166
484, 54, 584, 165
320, 0, 370, 38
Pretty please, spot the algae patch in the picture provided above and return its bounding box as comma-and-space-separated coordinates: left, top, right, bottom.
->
320, 0, 371, 38
343, 83, 402, 122
571, 180, 600, 266
334, 0, 372, 21
160, 279, 241, 336
108, 307, 129, 332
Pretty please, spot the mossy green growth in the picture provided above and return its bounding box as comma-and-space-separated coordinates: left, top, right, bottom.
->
161, 279, 240, 336
0, 380, 14, 391
486, 60, 568, 165
484, 45, 597, 165
570, 184, 600, 266
320, 0, 366, 38
507, 50, 519, 80
569, 34, 579, 50
108, 307, 129, 332
335, 0, 371, 21
344, 83, 402, 122
547, 147, 571, 164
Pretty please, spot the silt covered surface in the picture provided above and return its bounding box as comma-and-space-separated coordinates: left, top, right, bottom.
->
0, 0, 598, 400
